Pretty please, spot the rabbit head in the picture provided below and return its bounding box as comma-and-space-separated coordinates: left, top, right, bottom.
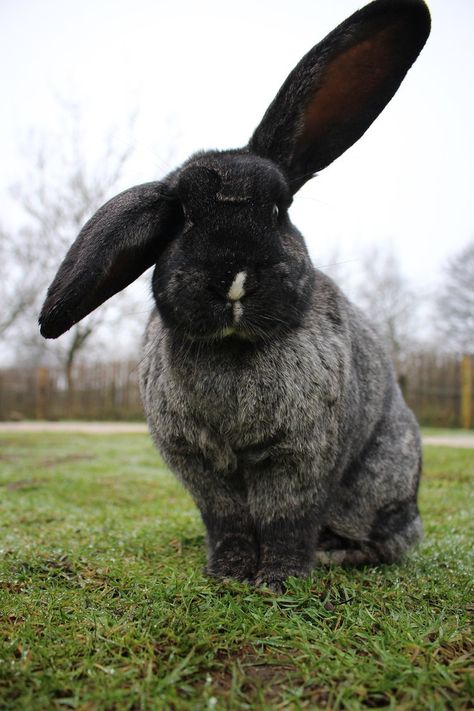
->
39, 0, 430, 342
152, 153, 313, 342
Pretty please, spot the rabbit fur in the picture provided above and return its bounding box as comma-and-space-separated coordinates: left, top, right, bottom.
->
39, 0, 431, 591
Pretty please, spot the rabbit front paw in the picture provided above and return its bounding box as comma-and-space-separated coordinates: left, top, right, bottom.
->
205, 534, 258, 582
254, 563, 311, 593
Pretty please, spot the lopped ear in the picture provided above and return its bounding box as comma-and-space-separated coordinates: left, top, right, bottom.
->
39, 181, 181, 338
249, 0, 431, 193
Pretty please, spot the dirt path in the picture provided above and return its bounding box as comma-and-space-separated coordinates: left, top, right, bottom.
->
421, 435, 474, 449
0, 421, 148, 434
1, 422, 474, 448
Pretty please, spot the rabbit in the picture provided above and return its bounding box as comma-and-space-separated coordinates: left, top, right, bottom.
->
39, 0, 431, 591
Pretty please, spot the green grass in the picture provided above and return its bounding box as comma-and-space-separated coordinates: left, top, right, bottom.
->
0, 433, 472, 711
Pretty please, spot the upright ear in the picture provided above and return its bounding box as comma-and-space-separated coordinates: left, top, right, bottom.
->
39, 181, 181, 338
249, 0, 431, 193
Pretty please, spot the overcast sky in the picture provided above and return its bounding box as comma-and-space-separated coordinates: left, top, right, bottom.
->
1, 0, 473, 293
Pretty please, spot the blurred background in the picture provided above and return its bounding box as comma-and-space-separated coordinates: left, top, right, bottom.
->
0, 0, 472, 427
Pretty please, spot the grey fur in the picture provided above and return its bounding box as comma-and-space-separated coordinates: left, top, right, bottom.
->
140, 268, 422, 588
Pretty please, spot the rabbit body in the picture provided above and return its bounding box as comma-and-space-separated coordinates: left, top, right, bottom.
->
140, 261, 421, 587
39, 0, 430, 589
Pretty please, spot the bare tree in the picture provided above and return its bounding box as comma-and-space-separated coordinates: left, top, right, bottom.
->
350, 246, 419, 372
1, 107, 149, 391
436, 239, 474, 354
0, 224, 44, 339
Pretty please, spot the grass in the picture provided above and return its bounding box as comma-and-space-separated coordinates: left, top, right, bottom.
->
0, 433, 472, 711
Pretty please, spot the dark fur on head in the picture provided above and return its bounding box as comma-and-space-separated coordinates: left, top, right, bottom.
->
39, 0, 430, 591
152, 152, 313, 343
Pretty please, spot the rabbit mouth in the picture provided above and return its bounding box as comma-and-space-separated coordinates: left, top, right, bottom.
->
181, 324, 259, 343
218, 326, 256, 341
186, 325, 257, 342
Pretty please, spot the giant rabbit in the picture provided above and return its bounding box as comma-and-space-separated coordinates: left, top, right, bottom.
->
40, 0, 431, 591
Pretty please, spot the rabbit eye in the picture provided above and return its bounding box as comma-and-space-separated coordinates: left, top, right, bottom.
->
272, 204, 279, 220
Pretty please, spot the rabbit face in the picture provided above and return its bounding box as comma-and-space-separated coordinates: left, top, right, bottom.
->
151, 153, 315, 342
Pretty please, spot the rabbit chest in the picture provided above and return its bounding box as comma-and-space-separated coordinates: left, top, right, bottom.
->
140, 314, 349, 474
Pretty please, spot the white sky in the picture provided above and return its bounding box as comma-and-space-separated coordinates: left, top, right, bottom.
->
1, 0, 473, 293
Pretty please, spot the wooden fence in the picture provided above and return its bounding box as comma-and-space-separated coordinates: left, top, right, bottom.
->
0, 360, 143, 421
0, 354, 473, 427
402, 352, 473, 428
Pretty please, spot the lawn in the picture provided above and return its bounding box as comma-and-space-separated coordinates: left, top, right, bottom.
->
0, 433, 472, 710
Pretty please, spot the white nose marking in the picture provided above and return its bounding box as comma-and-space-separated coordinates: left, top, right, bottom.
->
233, 302, 243, 323
227, 271, 246, 302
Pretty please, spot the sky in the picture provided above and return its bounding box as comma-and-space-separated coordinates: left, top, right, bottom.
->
1, 0, 473, 295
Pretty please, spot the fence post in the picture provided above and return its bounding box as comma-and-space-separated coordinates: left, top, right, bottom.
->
461, 354, 472, 430
36, 367, 49, 420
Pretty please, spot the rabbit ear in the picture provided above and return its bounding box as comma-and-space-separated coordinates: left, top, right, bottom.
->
39, 181, 181, 338
249, 0, 431, 193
